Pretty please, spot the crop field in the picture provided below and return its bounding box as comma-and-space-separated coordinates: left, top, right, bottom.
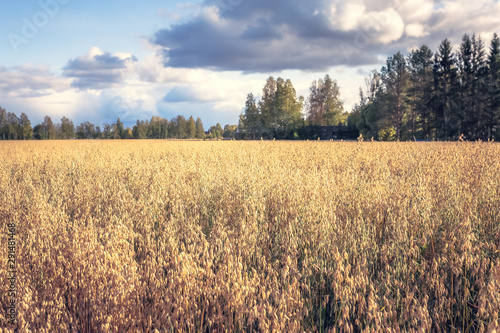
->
1, 140, 500, 332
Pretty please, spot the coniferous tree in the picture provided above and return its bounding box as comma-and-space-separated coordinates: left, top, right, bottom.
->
486, 33, 500, 140
458, 34, 487, 139
433, 39, 460, 139
458, 34, 475, 137
471, 34, 488, 139
381, 52, 410, 140
408, 45, 434, 139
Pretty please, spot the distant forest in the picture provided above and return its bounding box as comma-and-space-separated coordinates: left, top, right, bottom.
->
239, 33, 500, 141
1, 33, 499, 141
0, 110, 238, 140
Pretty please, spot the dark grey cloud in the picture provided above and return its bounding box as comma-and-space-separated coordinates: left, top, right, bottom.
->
153, 0, 500, 74
240, 18, 282, 40
63, 48, 137, 89
153, 0, 386, 73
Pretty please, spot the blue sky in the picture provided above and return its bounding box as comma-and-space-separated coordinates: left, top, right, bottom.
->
1, 0, 500, 128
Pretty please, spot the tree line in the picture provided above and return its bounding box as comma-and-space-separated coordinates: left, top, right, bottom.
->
0, 109, 239, 140
350, 33, 500, 141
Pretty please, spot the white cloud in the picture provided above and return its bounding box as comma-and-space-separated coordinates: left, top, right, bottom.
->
406, 23, 429, 38
430, 0, 500, 40
394, 0, 434, 23
362, 8, 405, 44
335, 3, 366, 31
329, 4, 405, 44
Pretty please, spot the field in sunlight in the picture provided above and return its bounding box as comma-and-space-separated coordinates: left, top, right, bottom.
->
1, 140, 499, 332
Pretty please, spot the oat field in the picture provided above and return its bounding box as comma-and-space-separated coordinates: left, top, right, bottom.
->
1, 140, 499, 332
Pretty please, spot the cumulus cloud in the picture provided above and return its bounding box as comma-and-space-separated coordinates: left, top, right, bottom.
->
430, 0, 500, 38
0, 65, 71, 98
394, 0, 434, 23
63, 47, 137, 90
330, 3, 405, 44
406, 23, 429, 38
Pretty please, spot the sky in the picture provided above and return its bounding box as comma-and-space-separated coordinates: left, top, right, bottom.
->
1, 0, 500, 128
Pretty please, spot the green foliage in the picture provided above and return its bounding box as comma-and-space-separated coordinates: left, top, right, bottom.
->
59, 117, 75, 139
307, 75, 344, 126
242, 76, 306, 139
187, 116, 196, 139
380, 51, 410, 140
195, 117, 205, 139
115, 117, 124, 139
207, 123, 223, 139
378, 126, 396, 141
241, 93, 260, 139
357, 102, 381, 140
223, 125, 237, 139
352, 34, 500, 141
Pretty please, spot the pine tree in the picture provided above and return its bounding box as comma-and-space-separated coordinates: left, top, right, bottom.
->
408, 45, 434, 139
458, 34, 474, 137
433, 39, 459, 139
458, 34, 487, 139
471, 34, 487, 139
486, 33, 500, 140
381, 52, 410, 140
